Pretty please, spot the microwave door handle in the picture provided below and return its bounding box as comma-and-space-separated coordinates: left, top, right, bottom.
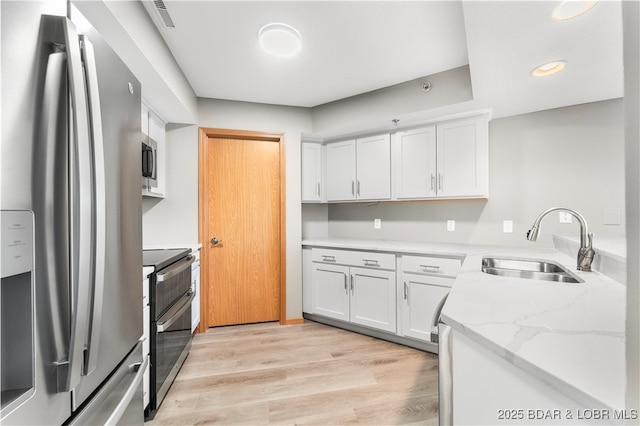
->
80, 35, 106, 376
61, 16, 93, 392
156, 290, 195, 332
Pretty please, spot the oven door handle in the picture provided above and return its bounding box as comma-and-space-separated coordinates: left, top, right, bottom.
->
157, 255, 195, 282
156, 290, 195, 332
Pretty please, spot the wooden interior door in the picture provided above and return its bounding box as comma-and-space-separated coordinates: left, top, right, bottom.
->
198, 128, 285, 329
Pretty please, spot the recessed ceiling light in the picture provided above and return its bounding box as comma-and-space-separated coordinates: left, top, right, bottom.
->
259, 23, 302, 58
531, 60, 567, 77
552, 1, 599, 21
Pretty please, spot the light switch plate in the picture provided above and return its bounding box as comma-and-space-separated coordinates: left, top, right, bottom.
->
447, 220, 455, 232
503, 220, 513, 233
374, 218, 381, 229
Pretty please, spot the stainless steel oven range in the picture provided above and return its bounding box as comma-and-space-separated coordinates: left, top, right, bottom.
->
143, 249, 194, 419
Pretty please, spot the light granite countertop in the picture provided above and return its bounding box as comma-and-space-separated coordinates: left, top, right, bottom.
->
302, 238, 626, 411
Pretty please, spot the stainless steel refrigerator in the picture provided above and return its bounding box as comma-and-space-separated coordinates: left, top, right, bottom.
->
1, 1, 145, 424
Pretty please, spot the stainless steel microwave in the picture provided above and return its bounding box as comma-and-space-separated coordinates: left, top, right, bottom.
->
142, 136, 158, 191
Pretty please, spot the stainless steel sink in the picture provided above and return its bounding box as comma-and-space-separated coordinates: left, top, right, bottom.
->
481, 257, 584, 283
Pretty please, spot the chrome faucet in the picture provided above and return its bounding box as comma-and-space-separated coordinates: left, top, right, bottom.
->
526, 207, 595, 272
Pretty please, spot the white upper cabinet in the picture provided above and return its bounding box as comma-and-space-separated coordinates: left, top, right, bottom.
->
356, 134, 391, 200
436, 116, 489, 198
324, 134, 391, 202
301, 143, 323, 202
392, 115, 489, 200
305, 112, 489, 203
324, 140, 357, 201
392, 126, 437, 199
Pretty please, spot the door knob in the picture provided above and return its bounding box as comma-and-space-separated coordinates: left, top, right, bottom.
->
211, 237, 222, 245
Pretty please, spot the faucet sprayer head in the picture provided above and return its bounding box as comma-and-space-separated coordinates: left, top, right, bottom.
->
526, 226, 540, 241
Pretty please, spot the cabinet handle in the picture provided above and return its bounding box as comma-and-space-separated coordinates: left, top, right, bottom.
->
357, 180, 361, 196
430, 174, 436, 191
420, 264, 441, 272
362, 259, 379, 267
322, 255, 336, 262
317, 182, 321, 197
350, 275, 354, 294
403, 282, 408, 300
351, 180, 355, 196
438, 173, 443, 191
344, 273, 348, 294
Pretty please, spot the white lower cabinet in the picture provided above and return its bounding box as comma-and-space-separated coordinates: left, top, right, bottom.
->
304, 246, 462, 350
398, 255, 459, 343
311, 249, 396, 333
350, 267, 396, 332
401, 273, 451, 341
312, 264, 350, 322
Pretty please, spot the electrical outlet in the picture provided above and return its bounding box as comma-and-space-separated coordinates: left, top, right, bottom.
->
447, 220, 455, 232
503, 220, 513, 233
374, 218, 381, 229
559, 212, 572, 224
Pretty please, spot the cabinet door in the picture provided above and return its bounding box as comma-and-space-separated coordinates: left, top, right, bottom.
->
436, 116, 489, 198
350, 267, 396, 333
301, 143, 322, 202
312, 263, 350, 321
401, 273, 450, 342
324, 140, 357, 201
393, 127, 437, 199
356, 134, 391, 200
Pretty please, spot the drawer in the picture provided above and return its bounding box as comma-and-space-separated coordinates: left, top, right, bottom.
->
312, 248, 396, 270
401, 255, 461, 277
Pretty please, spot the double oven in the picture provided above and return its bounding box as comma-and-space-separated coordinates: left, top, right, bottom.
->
143, 249, 195, 419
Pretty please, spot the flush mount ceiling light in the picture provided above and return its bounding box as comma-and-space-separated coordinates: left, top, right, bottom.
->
259, 23, 302, 58
531, 60, 567, 77
552, 1, 599, 21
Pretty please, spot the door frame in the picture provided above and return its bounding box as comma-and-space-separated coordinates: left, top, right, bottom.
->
197, 127, 287, 332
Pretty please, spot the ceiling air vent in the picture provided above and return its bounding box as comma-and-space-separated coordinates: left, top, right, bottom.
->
152, 0, 175, 28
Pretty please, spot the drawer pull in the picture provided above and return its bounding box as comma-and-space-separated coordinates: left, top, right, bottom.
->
322, 255, 336, 262
363, 259, 380, 267
403, 282, 408, 300
420, 264, 441, 272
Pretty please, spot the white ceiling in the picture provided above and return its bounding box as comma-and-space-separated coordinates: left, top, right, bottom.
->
143, 0, 623, 117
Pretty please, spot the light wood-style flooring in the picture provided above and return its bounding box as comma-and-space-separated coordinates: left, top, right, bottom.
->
147, 320, 439, 425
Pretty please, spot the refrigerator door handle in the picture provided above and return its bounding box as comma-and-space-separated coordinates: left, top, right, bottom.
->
38, 46, 74, 392
61, 16, 93, 392
80, 35, 106, 377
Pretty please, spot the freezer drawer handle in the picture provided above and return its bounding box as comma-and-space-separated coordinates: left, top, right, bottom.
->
104, 356, 148, 425
157, 290, 196, 332
157, 255, 195, 282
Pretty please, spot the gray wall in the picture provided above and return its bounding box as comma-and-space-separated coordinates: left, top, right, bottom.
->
322, 99, 625, 248
142, 123, 199, 245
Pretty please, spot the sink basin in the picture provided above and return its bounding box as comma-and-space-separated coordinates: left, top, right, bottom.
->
481, 257, 583, 283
